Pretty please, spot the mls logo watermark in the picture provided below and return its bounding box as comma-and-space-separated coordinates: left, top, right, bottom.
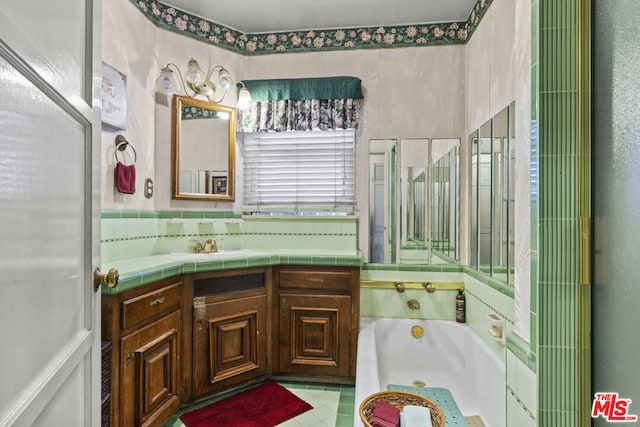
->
591, 392, 638, 422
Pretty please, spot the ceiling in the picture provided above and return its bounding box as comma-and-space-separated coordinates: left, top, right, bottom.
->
164, 0, 478, 34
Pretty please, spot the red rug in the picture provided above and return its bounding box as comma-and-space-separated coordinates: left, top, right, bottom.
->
180, 381, 313, 427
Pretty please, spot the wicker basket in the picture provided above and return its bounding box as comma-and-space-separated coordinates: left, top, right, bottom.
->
359, 390, 446, 427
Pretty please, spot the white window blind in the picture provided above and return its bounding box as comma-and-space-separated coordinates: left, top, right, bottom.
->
242, 129, 356, 214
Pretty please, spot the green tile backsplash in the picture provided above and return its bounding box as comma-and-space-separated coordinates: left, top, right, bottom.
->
101, 211, 359, 263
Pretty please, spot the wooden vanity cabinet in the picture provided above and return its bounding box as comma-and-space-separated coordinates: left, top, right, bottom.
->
274, 265, 360, 380
185, 267, 271, 399
101, 263, 358, 425
101, 277, 187, 427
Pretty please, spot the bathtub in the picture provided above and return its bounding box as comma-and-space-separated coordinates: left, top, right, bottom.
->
355, 317, 505, 427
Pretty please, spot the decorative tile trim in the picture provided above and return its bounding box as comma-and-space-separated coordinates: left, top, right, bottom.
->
507, 332, 537, 372
463, 266, 515, 298
101, 209, 160, 218
102, 231, 356, 244
105, 252, 363, 293
507, 385, 538, 424
242, 232, 356, 237
362, 263, 464, 273
156, 210, 242, 219
130, 0, 493, 55
101, 209, 241, 219
101, 234, 160, 244
101, 210, 357, 258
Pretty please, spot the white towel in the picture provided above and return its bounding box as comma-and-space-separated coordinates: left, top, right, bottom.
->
401, 405, 433, 427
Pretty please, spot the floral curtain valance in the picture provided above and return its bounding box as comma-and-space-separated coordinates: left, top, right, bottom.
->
238, 76, 363, 132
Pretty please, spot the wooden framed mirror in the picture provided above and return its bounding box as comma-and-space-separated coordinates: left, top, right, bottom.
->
171, 95, 235, 201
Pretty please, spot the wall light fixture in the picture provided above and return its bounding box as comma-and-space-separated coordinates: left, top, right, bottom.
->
156, 58, 251, 108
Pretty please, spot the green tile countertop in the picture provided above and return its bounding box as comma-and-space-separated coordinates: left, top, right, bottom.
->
101, 249, 363, 294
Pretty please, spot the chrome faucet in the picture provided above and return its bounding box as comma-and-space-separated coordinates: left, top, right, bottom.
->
407, 299, 421, 310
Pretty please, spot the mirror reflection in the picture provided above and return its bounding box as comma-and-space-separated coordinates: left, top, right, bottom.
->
172, 95, 236, 201
478, 118, 493, 267
368, 137, 460, 266
400, 139, 429, 264
367, 104, 515, 282
369, 139, 397, 263
431, 139, 460, 262
470, 129, 479, 268
469, 102, 516, 284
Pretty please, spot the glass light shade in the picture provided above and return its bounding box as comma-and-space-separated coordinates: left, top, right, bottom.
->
237, 87, 252, 110
217, 68, 233, 90
185, 59, 205, 85
155, 68, 176, 92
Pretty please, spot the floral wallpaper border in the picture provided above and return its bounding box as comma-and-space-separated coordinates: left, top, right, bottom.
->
131, 0, 493, 55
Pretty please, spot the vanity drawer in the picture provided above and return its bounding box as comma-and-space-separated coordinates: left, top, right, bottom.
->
277, 268, 353, 291
120, 282, 182, 330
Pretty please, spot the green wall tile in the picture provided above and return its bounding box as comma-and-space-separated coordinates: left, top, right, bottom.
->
539, 0, 577, 30
538, 220, 578, 284
539, 346, 578, 411
535, 0, 590, 423
539, 30, 578, 92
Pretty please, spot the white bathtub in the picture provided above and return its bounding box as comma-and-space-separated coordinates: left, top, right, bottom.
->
355, 317, 505, 427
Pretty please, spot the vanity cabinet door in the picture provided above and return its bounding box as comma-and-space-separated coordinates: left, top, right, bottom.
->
119, 310, 181, 427
102, 278, 186, 427
278, 293, 352, 378
192, 293, 267, 397
274, 265, 359, 380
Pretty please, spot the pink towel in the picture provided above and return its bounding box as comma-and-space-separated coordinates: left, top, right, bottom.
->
370, 400, 400, 427
115, 161, 136, 194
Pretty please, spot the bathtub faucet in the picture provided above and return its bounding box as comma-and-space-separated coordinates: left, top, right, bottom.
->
423, 282, 435, 293
407, 299, 420, 310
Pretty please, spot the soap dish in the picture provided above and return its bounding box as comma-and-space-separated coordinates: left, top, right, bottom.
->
486, 313, 504, 327
486, 313, 505, 344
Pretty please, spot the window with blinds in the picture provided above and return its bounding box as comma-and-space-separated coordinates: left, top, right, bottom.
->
242, 129, 356, 215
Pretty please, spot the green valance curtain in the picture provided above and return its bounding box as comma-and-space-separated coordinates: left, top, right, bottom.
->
243, 76, 363, 101
238, 76, 363, 132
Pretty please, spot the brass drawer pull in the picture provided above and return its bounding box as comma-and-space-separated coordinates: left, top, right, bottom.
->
149, 297, 166, 307
306, 277, 323, 283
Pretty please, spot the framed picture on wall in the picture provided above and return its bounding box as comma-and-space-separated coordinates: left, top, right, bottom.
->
101, 62, 127, 130
212, 176, 227, 195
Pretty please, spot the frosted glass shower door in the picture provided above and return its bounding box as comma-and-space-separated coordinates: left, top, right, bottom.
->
593, 0, 640, 424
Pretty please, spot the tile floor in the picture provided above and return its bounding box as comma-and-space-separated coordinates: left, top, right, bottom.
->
162, 381, 356, 427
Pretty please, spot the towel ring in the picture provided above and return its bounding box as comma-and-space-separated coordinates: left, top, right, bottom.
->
114, 135, 137, 164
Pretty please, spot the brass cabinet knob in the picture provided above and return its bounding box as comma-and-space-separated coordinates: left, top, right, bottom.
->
94, 267, 119, 290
